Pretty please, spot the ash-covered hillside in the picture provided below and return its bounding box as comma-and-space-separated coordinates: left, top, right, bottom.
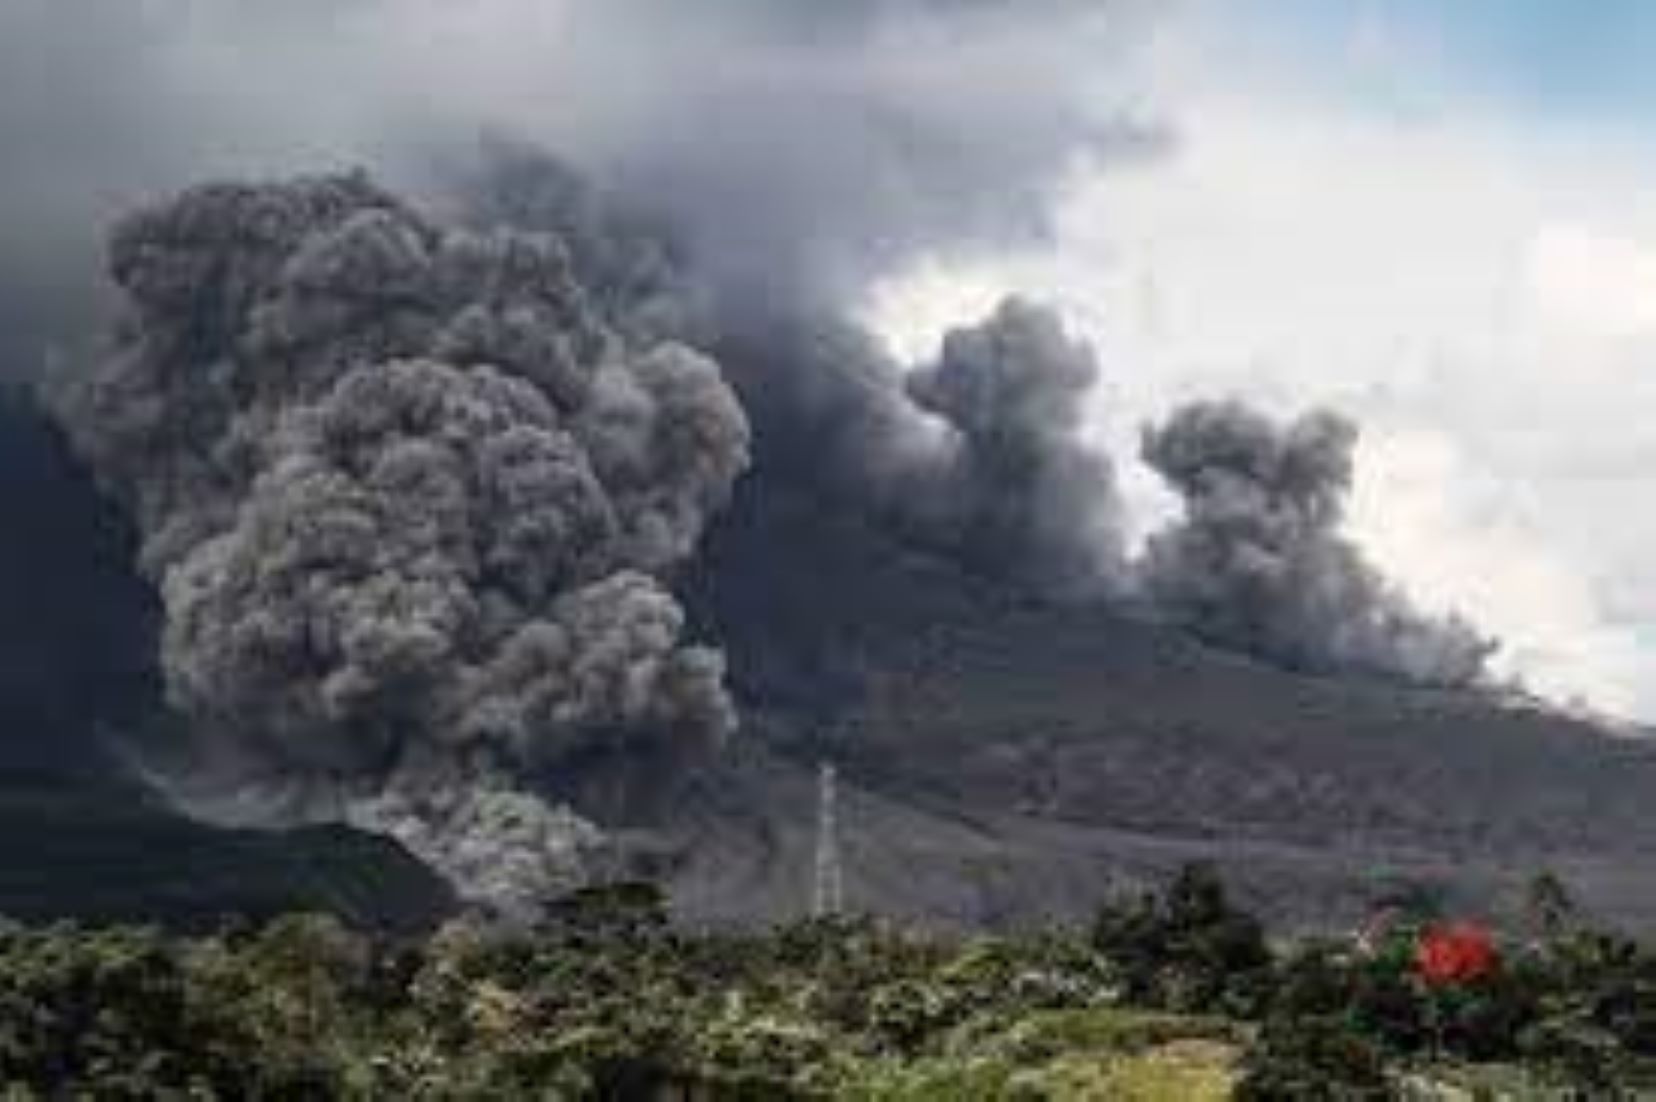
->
657, 463, 1656, 933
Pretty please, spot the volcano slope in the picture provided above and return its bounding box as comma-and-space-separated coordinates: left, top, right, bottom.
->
655, 467, 1656, 934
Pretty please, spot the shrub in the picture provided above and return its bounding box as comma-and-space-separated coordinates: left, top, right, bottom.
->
1091, 863, 1272, 1016
1235, 1014, 1391, 1100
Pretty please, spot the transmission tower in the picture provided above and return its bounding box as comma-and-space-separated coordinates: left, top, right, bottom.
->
811, 761, 844, 917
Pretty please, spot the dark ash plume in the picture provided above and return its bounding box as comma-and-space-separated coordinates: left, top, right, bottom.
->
907, 297, 1128, 597
427, 0, 1160, 602
2, 0, 1155, 604
452, 146, 1489, 670
62, 174, 749, 918
1140, 399, 1495, 688
455, 143, 707, 348
456, 147, 1136, 600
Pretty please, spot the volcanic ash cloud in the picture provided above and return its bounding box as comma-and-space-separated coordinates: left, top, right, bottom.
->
1140, 399, 1494, 688
63, 173, 750, 919
459, 149, 1497, 690
907, 297, 1130, 599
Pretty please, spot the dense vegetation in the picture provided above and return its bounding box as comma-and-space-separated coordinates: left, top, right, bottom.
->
4, 867, 1656, 1098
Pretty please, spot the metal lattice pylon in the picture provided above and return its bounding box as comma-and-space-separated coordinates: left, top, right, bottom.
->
811, 761, 844, 917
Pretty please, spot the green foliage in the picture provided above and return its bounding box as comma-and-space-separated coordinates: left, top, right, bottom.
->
7, 867, 1656, 1097
1268, 939, 1430, 1052
537, 879, 672, 945
0, 914, 379, 1097
1235, 1014, 1391, 1100
0, 922, 191, 1095
179, 915, 377, 1094
1091, 862, 1272, 1016
0, 904, 1138, 1098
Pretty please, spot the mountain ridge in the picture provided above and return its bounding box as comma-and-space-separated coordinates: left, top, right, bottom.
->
652, 468, 1656, 932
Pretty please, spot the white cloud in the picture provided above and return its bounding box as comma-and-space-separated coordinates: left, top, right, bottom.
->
863, 26, 1656, 719
1348, 426, 1647, 718
1526, 224, 1656, 338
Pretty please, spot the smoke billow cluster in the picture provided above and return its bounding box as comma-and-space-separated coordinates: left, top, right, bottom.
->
63, 174, 749, 917
0, 0, 1154, 606
460, 146, 1487, 679
457, 145, 705, 349
906, 297, 1128, 597
1140, 400, 1494, 687
458, 145, 1134, 601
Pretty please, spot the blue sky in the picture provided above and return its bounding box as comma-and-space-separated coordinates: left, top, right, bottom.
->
1366, 0, 1656, 114
1201, 0, 1656, 125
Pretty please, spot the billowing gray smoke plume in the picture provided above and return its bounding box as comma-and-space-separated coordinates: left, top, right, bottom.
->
62, 174, 749, 918
1, 1, 1154, 601
906, 298, 1128, 597
462, 144, 1133, 600
1140, 400, 1495, 688
0, 0, 1152, 586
